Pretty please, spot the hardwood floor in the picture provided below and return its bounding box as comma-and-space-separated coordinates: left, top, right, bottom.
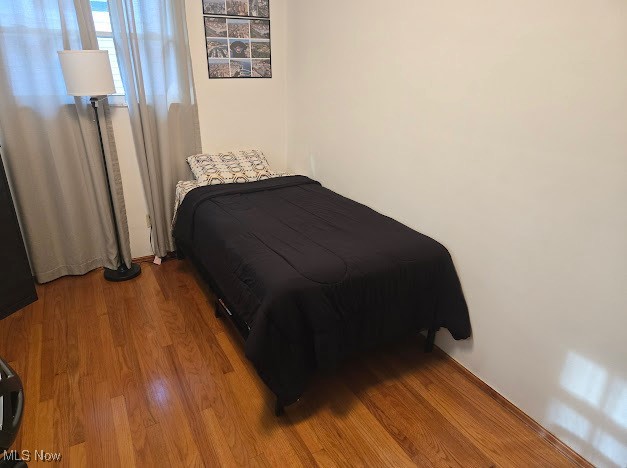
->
0, 260, 588, 467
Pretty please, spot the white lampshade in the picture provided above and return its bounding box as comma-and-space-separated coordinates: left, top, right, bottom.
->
58, 50, 116, 96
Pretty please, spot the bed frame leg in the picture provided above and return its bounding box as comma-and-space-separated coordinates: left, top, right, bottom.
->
275, 398, 285, 417
425, 327, 437, 353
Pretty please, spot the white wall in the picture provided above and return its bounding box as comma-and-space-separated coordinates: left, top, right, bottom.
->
286, 1, 627, 466
110, 106, 152, 258
184, 0, 288, 171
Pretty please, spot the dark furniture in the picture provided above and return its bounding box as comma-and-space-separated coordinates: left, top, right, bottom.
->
174, 176, 471, 414
0, 357, 26, 468
0, 358, 24, 452
0, 146, 37, 320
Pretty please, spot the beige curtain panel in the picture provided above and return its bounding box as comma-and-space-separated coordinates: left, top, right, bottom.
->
0, 0, 132, 283
109, 0, 202, 258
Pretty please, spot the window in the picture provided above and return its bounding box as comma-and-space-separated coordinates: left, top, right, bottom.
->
90, 0, 125, 96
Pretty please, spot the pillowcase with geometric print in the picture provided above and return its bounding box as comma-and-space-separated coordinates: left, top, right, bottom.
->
187, 149, 274, 185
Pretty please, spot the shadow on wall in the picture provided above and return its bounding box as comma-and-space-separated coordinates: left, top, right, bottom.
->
547, 351, 627, 467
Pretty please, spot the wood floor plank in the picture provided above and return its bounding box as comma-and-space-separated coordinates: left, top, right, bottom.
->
111, 396, 138, 468
287, 410, 324, 455
312, 449, 340, 468
68, 443, 86, 468
112, 341, 158, 430
117, 370, 155, 468
202, 408, 241, 466
52, 279, 70, 378
39, 338, 55, 402
163, 344, 221, 467
64, 281, 85, 448
40, 279, 64, 402
79, 375, 121, 468
0, 260, 588, 467
131, 266, 172, 348
90, 270, 109, 318
127, 321, 204, 467
19, 323, 42, 454
143, 423, 177, 468
52, 372, 71, 464
98, 314, 124, 398
156, 283, 214, 412
75, 275, 107, 383
278, 417, 320, 467
248, 452, 274, 468
200, 369, 261, 465
35, 399, 54, 457
102, 281, 130, 348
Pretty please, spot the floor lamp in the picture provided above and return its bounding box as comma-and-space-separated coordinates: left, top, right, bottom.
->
58, 50, 141, 282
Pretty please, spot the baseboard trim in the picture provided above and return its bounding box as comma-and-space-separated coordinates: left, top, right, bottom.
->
132, 252, 177, 264
432, 344, 592, 467
132, 255, 156, 263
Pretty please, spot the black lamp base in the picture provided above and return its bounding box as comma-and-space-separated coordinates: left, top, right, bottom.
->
104, 263, 141, 282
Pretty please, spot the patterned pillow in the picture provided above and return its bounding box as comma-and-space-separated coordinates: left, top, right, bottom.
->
187, 150, 271, 184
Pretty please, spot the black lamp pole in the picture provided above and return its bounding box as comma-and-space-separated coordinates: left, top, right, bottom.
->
91, 97, 141, 282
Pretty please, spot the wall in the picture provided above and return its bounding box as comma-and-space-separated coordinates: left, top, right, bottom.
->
286, 1, 627, 466
184, 0, 288, 171
110, 106, 152, 258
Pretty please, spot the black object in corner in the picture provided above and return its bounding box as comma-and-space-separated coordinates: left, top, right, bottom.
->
0, 358, 25, 461
0, 146, 37, 320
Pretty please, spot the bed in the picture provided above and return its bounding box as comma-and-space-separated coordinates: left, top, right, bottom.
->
173, 175, 471, 414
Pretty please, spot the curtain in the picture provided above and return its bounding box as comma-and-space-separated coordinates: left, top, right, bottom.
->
108, 0, 202, 257
0, 0, 132, 283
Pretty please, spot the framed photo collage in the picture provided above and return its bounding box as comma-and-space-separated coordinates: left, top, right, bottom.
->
203, 0, 271, 79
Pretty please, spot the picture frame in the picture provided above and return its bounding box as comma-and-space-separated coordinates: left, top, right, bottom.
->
204, 15, 272, 79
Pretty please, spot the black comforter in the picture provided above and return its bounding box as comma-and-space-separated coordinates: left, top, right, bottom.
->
174, 176, 471, 404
